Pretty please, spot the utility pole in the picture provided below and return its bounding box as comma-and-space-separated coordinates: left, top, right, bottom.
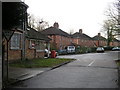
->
21, 2, 28, 60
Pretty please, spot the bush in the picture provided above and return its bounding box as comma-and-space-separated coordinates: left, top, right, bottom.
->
90, 47, 97, 52
76, 46, 92, 54
104, 46, 113, 51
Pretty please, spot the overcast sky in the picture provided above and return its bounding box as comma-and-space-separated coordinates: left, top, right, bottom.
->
24, 0, 115, 37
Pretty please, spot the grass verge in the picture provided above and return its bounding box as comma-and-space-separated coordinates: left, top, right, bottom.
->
9, 58, 75, 68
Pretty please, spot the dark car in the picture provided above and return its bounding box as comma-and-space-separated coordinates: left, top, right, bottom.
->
58, 49, 67, 55
96, 47, 104, 53
112, 47, 120, 51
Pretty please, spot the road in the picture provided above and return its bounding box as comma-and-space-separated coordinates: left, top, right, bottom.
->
11, 51, 119, 88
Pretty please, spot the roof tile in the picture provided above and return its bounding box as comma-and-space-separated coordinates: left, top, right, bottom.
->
26, 27, 51, 41
41, 27, 70, 37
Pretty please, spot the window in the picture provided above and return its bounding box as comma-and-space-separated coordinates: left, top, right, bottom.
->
35, 40, 45, 52
10, 33, 21, 49
29, 40, 35, 49
29, 40, 46, 51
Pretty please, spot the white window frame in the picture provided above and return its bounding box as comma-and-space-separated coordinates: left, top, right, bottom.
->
10, 33, 21, 50
29, 39, 35, 49
36, 40, 45, 52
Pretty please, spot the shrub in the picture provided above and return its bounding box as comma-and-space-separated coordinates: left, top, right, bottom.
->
104, 46, 113, 51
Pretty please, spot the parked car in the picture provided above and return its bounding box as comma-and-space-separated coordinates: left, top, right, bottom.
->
58, 49, 67, 55
112, 47, 120, 51
67, 46, 75, 54
96, 47, 104, 53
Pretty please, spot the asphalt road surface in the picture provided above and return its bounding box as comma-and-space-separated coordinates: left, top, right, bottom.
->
11, 51, 119, 88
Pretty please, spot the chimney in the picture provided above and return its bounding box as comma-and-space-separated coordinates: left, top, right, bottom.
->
98, 33, 101, 37
53, 22, 59, 29
79, 29, 82, 34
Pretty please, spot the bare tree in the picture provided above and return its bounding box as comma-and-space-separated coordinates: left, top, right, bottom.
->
35, 19, 49, 31
102, 19, 116, 46
28, 13, 36, 29
104, 0, 120, 36
102, 0, 120, 45
27, 13, 49, 31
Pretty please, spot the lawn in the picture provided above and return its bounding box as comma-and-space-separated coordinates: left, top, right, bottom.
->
9, 58, 75, 68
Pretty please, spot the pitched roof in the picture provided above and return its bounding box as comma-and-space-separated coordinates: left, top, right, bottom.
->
41, 27, 70, 37
72, 32, 92, 40
92, 35, 106, 41
113, 38, 120, 42
26, 27, 51, 41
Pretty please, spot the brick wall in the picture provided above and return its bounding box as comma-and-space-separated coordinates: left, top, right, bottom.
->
36, 51, 44, 58
8, 49, 22, 61
25, 40, 35, 59
110, 41, 120, 46
3, 39, 46, 61
48, 35, 72, 50
48, 34, 103, 50
3, 39, 22, 61
73, 38, 94, 47
93, 40, 107, 47
73, 38, 78, 45
25, 40, 45, 59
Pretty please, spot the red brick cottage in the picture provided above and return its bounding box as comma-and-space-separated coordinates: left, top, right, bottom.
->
26, 27, 51, 59
41, 22, 72, 51
72, 29, 94, 47
3, 28, 51, 61
110, 38, 120, 47
92, 33, 107, 47
41, 22, 120, 52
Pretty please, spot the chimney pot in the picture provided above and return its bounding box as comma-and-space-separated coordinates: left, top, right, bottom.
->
53, 22, 59, 29
98, 33, 101, 36
79, 29, 82, 34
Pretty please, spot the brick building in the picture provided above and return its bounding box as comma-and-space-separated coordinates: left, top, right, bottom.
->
3, 28, 51, 61
3, 29, 23, 61
2, 2, 28, 62
41, 22, 120, 51
41, 22, 72, 50
72, 29, 94, 47
92, 33, 107, 47
26, 27, 51, 59
110, 38, 120, 47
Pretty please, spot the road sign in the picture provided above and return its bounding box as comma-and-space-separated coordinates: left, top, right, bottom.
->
3, 30, 14, 41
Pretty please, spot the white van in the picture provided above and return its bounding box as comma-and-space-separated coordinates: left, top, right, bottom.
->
67, 46, 75, 53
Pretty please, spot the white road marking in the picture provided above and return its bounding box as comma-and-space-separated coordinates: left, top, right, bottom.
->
88, 60, 95, 66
